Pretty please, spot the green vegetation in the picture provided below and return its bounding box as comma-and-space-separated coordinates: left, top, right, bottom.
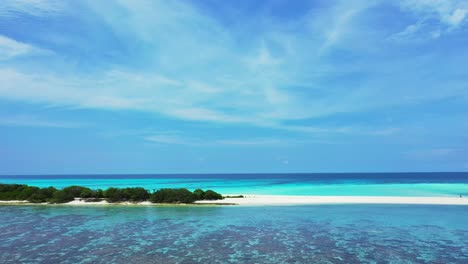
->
104, 187, 149, 202
0, 183, 223, 204
224, 195, 244, 198
193, 188, 223, 200
51, 190, 74, 203
150, 188, 196, 203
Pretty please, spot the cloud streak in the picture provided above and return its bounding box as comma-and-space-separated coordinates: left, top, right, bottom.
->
0, 35, 50, 60
0, 114, 84, 128
0, 0, 63, 18
145, 132, 322, 147
0, 0, 467, 173
0, 0, 466, 137
394, 0, 468, 39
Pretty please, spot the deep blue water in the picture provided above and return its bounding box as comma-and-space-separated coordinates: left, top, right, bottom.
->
4, 172, 468, 183
1, 173, 467, 196
0, 204, 467, 263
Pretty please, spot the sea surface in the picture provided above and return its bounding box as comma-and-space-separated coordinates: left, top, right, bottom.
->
1, 173, 467, 197
1, 173, 468, 263
0, 204, 467, 263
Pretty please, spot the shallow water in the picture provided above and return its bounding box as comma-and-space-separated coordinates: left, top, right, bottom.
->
1, 173, 467, 197
0, 205, 467, 263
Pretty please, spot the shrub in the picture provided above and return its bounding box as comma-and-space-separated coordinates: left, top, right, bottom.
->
25, 187, 58, 203
104, 187, 124, 203
193, 189, 205, 200
203, 190, 223, 200
18, 186, 40, 200
41, 187, 58, 197
62, 186, 95, 198
79, 188, 95, 198
28, 193, 48, 203
150, 188, 196, 203
95, 189, 104, 198
124, 187, 149, 202
224, 195, 244, 198
51, 190, 75, 203
0, 184, 25, 193
0, 184, 223, 204
103, 187, 149, 202
0, 184, 28, 200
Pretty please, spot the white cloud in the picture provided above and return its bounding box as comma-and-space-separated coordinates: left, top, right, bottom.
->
145, 134, 189, 145
0, 114, 84, 128
0, 66, 405, 135
0, 65, 339, 125
142, 125, 396, 147
369, 127, 401, 136
402, 0, 468, 28
0, 35, 50, 60
390, 21, 425, 40
144, 131, 291, 146
0, 0, 63, 17
214, 138, 285, 146
395, 0, 468, 39
0, 0, 466, 136
305, 0, 375, 54
144, 130, 313, 146
318, 7, 362, 53
268, 123, 401, 137
246, 44, 282, 69
447, 8, 468, 26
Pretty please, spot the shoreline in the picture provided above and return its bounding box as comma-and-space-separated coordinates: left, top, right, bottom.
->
196, 195, 468, 206
1, 195, 467, 206
0, 199, 235, 206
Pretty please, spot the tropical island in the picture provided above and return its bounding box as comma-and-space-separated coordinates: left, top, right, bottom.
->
1, 183, 468, 206
0, 183, 223, 204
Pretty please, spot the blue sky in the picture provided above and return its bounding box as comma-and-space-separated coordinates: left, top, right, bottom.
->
0, 0, 467, 174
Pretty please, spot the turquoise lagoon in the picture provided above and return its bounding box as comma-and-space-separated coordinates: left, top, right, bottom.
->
0, 173, 467, 196
1, 173, 468, 263
0, 204, 467, 263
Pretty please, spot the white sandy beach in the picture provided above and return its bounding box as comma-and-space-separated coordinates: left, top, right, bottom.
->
0, 200, 30, 204
195, 195, 468, 206
1, 196, 467, 206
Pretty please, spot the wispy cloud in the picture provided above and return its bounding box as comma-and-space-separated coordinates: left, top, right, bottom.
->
268, 123, 401, 137
0, 0, 466, 137
369, 127, 401, 136
144, 131, 286, 146
0, 0, 63, 18
0, 0, 466, 173
393, 0, 468, 39
214, 138, 285, 146
0, 68, 256, 123
145, 134, 189, 145
246, 43, 282, 69
0, 114, 84, 128
1, 0, 367, 126
145, 131, 308, 147
401, 0, 468, 28
0, 35, 50, 60
314, 0, 374, 54
142, 126, 389, 146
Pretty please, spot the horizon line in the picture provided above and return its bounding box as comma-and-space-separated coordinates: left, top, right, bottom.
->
1, 171, 467, 177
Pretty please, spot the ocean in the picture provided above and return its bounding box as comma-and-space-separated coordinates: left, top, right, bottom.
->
0, 204, 467, 263
1, 172, 467, 196
1, 173, 468, 263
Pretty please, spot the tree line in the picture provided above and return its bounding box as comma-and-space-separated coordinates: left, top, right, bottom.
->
0, 184, 223, 204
